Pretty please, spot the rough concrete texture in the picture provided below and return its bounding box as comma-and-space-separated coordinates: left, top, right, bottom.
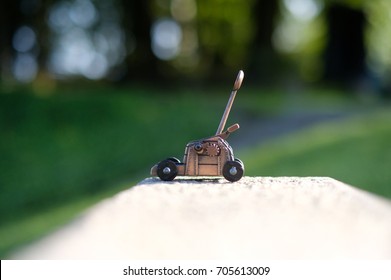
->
14, 177, 391, 259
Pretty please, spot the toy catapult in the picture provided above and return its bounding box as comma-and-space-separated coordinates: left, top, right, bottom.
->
151, 70, 245, 182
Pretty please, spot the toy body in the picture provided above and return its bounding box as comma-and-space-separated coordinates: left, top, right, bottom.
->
151, 70, 245, 182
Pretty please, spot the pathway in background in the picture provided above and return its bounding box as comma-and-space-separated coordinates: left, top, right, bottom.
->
230, 111, 349, 149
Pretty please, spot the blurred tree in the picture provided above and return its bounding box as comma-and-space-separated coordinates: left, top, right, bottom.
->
2, 0, 389, 90
322, 2, 367, 88
0, 0, 279, 84
121, 0, 160, 82
0, 0, 53, 83
247, 0, 280, 84
0, 1, 24, 81
196, 0, 255, 81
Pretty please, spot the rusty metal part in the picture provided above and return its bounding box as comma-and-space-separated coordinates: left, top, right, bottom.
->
216, 123, 240, 140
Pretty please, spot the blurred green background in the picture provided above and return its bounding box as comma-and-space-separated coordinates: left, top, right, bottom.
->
1, 0, 391, 257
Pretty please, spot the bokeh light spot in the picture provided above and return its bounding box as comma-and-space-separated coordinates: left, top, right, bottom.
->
13, 53, 38, 83
171, 0, 197, 22
69, 0, 98, 28
151, 18, 182, 60
283, 0, 322, 21
12, 26, 36, 53
48, 2, 73, 32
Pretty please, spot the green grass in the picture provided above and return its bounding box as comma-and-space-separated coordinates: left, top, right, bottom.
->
241, 109, 391, 198
0, 87, 221, 223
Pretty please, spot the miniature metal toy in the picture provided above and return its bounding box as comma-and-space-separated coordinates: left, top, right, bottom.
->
151, 70, 245, 182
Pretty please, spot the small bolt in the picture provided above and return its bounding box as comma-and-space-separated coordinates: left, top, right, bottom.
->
163, 167, 171, 174
194, 142, 203, 152
229, 166, 237, 175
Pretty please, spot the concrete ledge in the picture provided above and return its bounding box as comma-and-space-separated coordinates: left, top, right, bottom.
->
14, 177, 391, 259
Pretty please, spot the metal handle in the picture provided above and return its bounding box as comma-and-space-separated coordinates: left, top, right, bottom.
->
215, 70, 244, 135
233, 70, 244, 90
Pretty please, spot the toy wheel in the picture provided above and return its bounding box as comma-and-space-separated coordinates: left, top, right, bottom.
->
167, 157, 181, 164
234, 158, 244, 168
157, 159, 178, 181
223, 160, 244, 182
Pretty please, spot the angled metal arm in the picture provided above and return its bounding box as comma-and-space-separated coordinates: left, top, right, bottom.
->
215, 70, 244, 135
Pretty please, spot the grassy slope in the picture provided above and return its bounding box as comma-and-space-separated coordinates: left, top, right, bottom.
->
0, 88, 220, 222
241, 109, 391, 198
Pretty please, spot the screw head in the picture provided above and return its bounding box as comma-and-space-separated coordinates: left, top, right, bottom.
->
229, 166, 237, 175
194, 142, 203, 151
163, 167, 171, 174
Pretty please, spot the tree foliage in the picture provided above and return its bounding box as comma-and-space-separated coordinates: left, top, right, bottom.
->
0, 0, 390, 88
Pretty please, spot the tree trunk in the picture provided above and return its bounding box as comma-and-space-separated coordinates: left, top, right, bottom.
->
0, 0, 23, 81
121, 0, 160, 82
322, 4, 367, 88
247, 0, 280, 85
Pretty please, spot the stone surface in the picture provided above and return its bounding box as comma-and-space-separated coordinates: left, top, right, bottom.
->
14, 177, 391, 259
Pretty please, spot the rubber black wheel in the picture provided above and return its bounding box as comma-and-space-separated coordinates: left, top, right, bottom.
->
234, 158, 244, 168
167, 157, 181, 164
157, 160, 178, 181
223, 160, 244, 182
